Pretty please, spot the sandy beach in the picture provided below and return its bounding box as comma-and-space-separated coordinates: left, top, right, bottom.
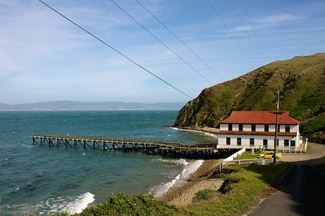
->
161, 159, 224, 206
159, 127, 223, 206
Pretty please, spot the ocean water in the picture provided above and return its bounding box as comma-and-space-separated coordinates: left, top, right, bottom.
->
0, 111, 215, 215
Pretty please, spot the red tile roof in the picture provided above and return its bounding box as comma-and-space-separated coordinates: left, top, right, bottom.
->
219, 131, 297, 136
219, 111, 299, 124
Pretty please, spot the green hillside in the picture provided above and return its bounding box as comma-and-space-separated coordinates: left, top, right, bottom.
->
174, 53, 325, 143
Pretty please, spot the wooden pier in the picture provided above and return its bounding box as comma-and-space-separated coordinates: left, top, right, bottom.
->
30, 134, 227, 159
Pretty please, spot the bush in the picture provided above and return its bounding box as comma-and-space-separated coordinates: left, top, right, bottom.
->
215, 173, 229, 179
194, 189, 216, 201
309, 131, 325, 144
300, 113, 325, 141
77, 192, 181, 216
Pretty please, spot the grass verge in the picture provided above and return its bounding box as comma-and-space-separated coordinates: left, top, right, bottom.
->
187, 162, 290, 215
307, 145, 312, 153
234, 151, 261, 160
194, 189, 217, 201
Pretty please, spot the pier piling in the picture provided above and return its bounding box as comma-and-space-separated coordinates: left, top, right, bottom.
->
30, 134, 223, 159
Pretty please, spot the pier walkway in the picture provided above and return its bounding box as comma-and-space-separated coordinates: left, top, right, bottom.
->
31, 134, 225, 159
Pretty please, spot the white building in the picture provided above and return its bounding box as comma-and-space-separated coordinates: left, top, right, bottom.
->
218, 111, 301, 151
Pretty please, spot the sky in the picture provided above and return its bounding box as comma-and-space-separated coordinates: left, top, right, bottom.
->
0, 0, 324, 104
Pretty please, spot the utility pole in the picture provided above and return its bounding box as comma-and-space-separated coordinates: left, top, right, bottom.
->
274, 90, 280, 164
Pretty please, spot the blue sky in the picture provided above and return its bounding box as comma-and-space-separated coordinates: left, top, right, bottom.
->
0, 0, 324, 104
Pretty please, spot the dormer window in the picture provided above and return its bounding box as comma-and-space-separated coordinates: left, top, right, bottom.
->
239, 124, 243, 131
228, 123, 232, 131
285, 125, 290, 132
251, 124, 256, 132
264, 124, 269, 132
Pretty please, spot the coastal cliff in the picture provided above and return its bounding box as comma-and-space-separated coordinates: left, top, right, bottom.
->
174, 53, 325, 143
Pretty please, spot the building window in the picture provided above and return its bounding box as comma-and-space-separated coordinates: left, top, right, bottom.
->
285, 125, 290, 132
226, 137, 231, 145
228, 124, 232, 131
250, 138, 254, 147
284, 139, 289, 147
274, 139, 279, 146
263, 139, 268, 148
251, 124, 256, 132
291, 140, 296, 147
264, 124, 269, 132
237, 138, 241, 146
277, 125, 280, 132
239, 124, 243, 131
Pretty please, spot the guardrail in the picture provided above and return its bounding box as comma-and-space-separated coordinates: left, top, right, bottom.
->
223, 148, 246, 162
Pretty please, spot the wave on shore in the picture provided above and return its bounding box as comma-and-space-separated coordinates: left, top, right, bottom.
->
40, 192, 95, 214
1, 192, 95, 215
153, 158, 189, 166
151, 159, 203, 198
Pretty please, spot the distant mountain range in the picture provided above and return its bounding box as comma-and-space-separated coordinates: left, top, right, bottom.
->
0, 101, 186, 111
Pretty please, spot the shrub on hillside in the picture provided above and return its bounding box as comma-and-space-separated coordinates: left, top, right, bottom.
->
78, 192, 180, 216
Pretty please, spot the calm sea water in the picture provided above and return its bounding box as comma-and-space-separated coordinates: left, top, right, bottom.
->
0, 111, 215, 215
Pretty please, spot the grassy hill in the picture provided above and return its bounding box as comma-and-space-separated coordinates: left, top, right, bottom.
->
174, 53, 325, 143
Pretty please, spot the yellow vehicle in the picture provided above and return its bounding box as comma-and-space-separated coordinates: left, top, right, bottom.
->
258, 151, 282, 159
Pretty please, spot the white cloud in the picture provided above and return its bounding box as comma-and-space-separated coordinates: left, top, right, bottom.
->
228, 13, 304, 35
0, 1, 86, 75
0, 0, 323, 104
258, 14, 303, 24
230, 25, 253, 33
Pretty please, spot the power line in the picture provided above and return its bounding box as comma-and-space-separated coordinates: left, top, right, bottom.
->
110, 0, 214, 85
207, 0, 253, 69
135, 0, 225, 82
230, 0, 263, 65
239, 0, 267, 62
38, 0, 193, 100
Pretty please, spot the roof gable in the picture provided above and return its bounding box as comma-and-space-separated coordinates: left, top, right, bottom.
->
219, 111, 299, 124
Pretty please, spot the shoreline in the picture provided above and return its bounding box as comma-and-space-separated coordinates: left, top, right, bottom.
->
170, 126, 219, 139
171, 126, 219, 134
150, 159, 202, 198
152, 126, 221, 204
160, 159, 224, 206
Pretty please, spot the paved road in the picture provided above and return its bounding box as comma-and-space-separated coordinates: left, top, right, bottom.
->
245, 143, 325, 216
281, 142, 325, 165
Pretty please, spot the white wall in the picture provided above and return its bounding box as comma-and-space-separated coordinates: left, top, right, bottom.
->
269, 124, 275, 132
243, 124, 250, 131
220, 124, 227, 131
291, 124, 298, 132
256, 124, 264, 132
218, 134, 297, 149
220, 123, 299, 133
